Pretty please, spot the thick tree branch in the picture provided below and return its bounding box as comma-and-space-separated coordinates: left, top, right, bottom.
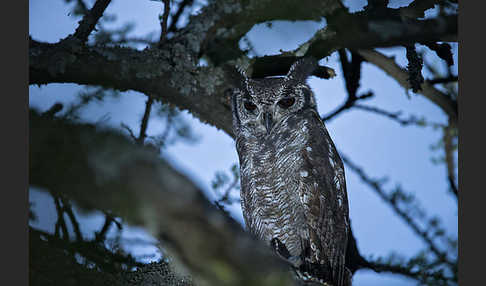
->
30, 0, 457, 136
29, 38, 235, 136
251, 13, 456, 79
29, 110, 293, 286
357, 49, 458, 122
70, 0, 112, 43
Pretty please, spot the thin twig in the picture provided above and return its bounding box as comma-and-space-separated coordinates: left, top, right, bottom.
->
136, 96, 154, 145
168, 0, 194, 33
367, 261, 455, 284
159, 0, 171, 45
357, 49, 458, 122
427, 76, 458, 85
60, 198, 83, 242
216, 177, 239, 205
158, 110, 174, 147
322, 50, 371, 122
322, 92, 373, 122
95, 214, 119, 243
353, 104, 434, 127
340, 153, 455, 268
443, 120, 458, 198
71, 0, 112, 43
121, 123, 137, 141
53, 196, 69, 240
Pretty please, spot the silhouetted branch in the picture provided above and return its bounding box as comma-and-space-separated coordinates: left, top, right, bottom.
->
443, 121, 458, 198
427, 76, 458, 85
121, 123, 137, 141
53, 196, 69, 240
70, 0, 112, 43
422, 41, 454, 66
366, 261, 455, 284
136, 96, 154, 145
339, 49, 364, 98
322, 92, 373, 122
340, 153, 455, 268
95, 213, 121, 243
405, 45, 424, 93
353, 104, 433, 127
60, 198, 84, 241
42, 103, 64, 118
321, 49, 369, 122
159, 0, 171, 45
168, 0, 194, 32
357, 49, 458, 122
215, 175, 240, 206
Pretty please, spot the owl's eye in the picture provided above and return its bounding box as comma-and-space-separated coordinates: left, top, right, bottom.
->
244, 101, 257, 111
277, 97, 295, 109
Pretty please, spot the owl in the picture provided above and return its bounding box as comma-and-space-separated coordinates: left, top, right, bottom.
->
230, 58, 351, 286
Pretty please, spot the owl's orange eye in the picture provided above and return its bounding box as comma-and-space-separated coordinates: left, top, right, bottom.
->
278, 97, 295, 109
244, 101, 257, 111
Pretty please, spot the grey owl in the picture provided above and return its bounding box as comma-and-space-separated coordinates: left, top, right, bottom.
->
231, 58, 351, 286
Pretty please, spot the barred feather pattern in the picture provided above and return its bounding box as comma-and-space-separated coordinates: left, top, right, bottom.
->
231, 63, 351, 286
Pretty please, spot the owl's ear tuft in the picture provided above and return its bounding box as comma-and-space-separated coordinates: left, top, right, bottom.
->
285, 57, 318, 83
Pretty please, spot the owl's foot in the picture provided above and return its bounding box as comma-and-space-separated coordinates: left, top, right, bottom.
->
270, 237, 303, 268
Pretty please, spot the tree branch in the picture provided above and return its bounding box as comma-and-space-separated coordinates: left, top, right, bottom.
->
29, 109, 293, 286
443, 120, 458, 197
29, 38, 236, 136
168, 0, 194, 33
353, 104, 433, 127
136, 96, 154, 146
357, 49, 458, 122
322, 92, 373, 122
70, 0, 112, 43
251, 13, 456, 80
427, 75, 458, 85
340, 153, 455, 268
366, 261, 455, 284
159, 0, 171, 45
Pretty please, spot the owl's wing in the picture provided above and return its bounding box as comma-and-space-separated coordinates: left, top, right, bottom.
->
299, 110, 349, 286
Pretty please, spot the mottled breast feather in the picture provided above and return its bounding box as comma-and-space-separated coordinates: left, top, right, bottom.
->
236, 107, 349, 286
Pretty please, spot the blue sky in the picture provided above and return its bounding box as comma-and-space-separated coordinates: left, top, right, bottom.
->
29, 1, 457, 285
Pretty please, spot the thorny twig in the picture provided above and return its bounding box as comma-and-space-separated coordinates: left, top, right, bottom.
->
353, 104, 444, 127
340, 153, 456, 269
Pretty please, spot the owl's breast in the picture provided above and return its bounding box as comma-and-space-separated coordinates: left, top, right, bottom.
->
237, 115, 313, 256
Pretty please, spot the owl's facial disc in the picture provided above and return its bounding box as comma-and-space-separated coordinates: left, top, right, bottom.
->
235, 78, 316, 137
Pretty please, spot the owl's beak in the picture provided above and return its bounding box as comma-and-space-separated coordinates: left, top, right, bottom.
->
263, 112, 273, 134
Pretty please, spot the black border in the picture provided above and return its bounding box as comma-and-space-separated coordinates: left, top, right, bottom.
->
3, 1, 28, 285
458, 0, 481, 285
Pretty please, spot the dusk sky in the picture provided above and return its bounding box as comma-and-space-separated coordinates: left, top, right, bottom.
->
29, 1, 458, 285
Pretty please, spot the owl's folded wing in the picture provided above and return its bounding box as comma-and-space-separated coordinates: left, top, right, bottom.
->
298, 110, 350, 286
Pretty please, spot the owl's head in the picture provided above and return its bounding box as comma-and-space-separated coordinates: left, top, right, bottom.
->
231, 58, 318, 137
